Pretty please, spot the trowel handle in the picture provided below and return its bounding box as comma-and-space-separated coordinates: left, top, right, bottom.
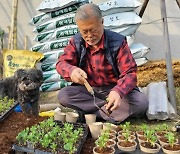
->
83, 79, 94, 95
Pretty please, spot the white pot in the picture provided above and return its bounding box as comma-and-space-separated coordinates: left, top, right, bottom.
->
65, 112, 79, 123
117, 134, 136, 142
85, 114, 96, 125
140, 142, 161, 153
162, 144, 180, 154
103, 123, 117, 131
54, 111, 66, 121
93, 146, 115, 154
117, 140, 137, 152
88, 122, 103, 139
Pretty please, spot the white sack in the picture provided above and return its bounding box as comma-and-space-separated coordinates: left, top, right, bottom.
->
110, 23, 141, 36
43, 69, 64, 83
30, 2, 86, 25
33, 13, 75, 33
34, 25, 78, 43
103, 12, 142, 29
135, 57, 148, 66
41, 50, 64, 64
98, 0, 142, 16
126, 35, 135, 46
146, 82, 176, 120
31, 38, 70, 53
130, 43, 150, 59
37, 0, 88, 12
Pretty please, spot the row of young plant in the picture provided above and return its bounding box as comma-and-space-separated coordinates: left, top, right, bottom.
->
16, 117, 85, 154
93, 122, 180, 154
0, 96, 15, 115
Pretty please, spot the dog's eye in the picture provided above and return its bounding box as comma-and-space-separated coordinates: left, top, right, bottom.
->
21, 77, 27, 81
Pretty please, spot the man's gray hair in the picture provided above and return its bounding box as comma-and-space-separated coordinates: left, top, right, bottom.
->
74, 3, 102, 22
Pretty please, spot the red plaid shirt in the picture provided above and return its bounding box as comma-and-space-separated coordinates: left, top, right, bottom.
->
56, 34, 137, 97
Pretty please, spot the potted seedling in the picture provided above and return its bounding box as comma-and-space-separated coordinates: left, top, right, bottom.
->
117, 130, 137, 152
140, 129, 161, 153
118, 122, 135, 136
162, 132, 180, 154
136, 123, 148, 137
93, 130, 115, 154
155, 123, 169, 138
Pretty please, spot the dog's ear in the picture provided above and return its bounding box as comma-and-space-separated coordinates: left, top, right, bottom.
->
36, 69, 43, 82
14, 69, 26, 79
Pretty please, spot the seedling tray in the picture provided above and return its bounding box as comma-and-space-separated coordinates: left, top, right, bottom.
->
12, 120, 89, 154
0, 102, 18, 122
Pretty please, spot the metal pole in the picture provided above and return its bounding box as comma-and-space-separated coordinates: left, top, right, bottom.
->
160, 0, 177, 114
139, 0, 149, 18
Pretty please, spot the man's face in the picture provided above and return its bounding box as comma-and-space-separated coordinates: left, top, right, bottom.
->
76, 16, 104, 47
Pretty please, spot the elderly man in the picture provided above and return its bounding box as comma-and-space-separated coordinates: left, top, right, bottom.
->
56, 3, 148, 122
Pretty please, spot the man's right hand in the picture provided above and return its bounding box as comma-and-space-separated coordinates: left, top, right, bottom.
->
70, 68, 87, 84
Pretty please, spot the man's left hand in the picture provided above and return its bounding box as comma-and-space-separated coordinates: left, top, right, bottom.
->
105, 91, 121, 111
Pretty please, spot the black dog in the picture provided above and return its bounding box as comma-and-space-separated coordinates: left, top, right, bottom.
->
0, 68, 43, 116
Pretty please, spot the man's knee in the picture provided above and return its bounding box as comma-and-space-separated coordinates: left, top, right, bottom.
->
58, 88, 69, 107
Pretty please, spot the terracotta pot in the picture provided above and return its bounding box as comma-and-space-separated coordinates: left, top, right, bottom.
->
85, 114, 96, 125
162, 144, 180, 154
93, 146, 115, 154
54, 111, 66, 121
88, 122, 103, 139
65, 112, 79, 123
117, 140, 137, 152
140, 142, 161, 153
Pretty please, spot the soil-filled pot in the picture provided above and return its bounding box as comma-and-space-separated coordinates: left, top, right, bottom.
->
54, 111, 66, 121
162, 144, 180, 154
155, 131, 168, 139
136, 130, 145, 137
103, 123, 117, 131
88, 122, 103, 139
85, 114, 96, 125
106, 139, 116, 148
159, 136, 179, 146
65, 112, 79, 123
117, 134, 136, 142
93, 146, 115, 154
140, 142, 161, 153
117, 140, 137, 152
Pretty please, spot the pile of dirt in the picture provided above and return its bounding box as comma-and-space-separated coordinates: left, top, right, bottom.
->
137, 60, 180, 87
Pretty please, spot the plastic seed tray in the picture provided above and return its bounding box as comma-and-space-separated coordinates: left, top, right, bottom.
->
12, 120, 89, 154
0, 102, 18, 122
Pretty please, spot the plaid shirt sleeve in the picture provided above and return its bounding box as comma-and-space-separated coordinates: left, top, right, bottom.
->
112, 40, 137, 98
56, 37, 78, 81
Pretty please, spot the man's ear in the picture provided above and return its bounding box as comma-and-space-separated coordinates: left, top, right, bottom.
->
14, 69, 26, 79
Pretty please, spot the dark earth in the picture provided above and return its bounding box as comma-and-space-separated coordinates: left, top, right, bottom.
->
0, 111, 95, 154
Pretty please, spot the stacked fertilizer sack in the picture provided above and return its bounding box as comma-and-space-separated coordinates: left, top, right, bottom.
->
30, 0, 89, 92
30, 0, 150, 92
95, 0, 150, 66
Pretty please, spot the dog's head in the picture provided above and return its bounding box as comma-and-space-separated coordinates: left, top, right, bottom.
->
14, 68, 43, 91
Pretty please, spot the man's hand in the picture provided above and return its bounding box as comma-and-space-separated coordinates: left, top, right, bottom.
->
70, 68, 87, 84
105, 91, 121, 111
